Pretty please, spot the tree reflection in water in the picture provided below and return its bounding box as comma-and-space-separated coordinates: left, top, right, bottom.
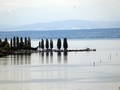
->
12, 53, 31, 66
57, 52, 61, 63
63, 52, 68, 63
46, 52, 49, 64
0, 53, 31, 66
39, 52, 67, 64
41, 52, 44, 64
50, 52, 53, 63
0, 52, 68, 66
57, 52, 68, 64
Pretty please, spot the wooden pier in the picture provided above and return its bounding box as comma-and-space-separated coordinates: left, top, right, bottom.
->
39, 48, 96, 52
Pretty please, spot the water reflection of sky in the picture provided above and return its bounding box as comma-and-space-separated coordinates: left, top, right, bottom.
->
0, 40, 120, 90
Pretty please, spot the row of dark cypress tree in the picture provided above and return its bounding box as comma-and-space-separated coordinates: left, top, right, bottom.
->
57, 38, 68, 50
10, 36, 31, 50
1, 37, 68, 51
39, 39, 53, 50
39, 38, 68, 50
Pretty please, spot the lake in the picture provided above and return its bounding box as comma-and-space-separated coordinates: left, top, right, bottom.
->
0, 39, 120, 90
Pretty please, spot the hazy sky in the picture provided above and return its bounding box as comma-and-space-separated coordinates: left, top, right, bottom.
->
0, 0, 120, 26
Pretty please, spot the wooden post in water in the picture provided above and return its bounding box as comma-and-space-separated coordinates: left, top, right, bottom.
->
93, 62, 95, 66
100, 60, 101, 63
110, 54, 111, 60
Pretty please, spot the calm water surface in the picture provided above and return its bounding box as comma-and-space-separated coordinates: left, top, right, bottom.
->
0, 39, 120, 90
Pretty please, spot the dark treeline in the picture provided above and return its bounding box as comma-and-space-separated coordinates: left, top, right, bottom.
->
39, 38, 68, 50
0, 36, 32, 57
0, 37, 68, 57
10, 36, 31, 50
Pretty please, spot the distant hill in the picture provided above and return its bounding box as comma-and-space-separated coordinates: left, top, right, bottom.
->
0, 24, 14, 30
0, 20, 120, 31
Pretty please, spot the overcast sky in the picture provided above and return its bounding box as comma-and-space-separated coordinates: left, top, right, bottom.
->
0, 0, 120, 26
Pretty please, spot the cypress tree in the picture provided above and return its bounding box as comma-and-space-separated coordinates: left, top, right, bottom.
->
19, 37, 23, 50
63, 38, 68, 50
5, 38, 8, 42
28, 37, 31, 50
41, 39, 44, 50
39, 41, 41, 48
57, 38, 61, 50
24, 37, 27, 46
13, 36, 16, 48
10, 38, 12, 49
50, 39, 53, 50
46, 39, 49, 50
16, 37, 19, 49
0, 39, 2, 43
0, 39, 2, 47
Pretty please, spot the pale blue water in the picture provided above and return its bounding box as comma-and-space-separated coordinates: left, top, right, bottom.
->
0, 39, 120, 90
0, 28, 120, 39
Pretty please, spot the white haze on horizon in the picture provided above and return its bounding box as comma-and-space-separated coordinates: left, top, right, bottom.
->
0, 0, 120, 26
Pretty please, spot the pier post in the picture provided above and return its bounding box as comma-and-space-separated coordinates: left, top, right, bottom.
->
93, 62, 95, 66
110, 54, 111, 59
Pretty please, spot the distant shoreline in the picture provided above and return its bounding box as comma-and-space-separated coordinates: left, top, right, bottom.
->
0, 28, 120, 40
